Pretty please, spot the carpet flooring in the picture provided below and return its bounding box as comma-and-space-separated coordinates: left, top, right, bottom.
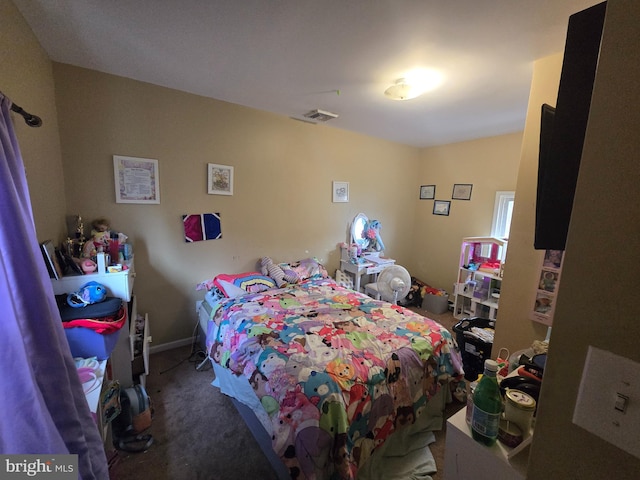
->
111, 307, 465, 480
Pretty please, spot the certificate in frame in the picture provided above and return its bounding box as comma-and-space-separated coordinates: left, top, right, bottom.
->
113, 155, 160, 204
452, 183, 473, 200
420, 185, 435, 200
433, 200, 451, 216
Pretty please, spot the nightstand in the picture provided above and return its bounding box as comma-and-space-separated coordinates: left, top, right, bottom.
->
444, 408, 530, 480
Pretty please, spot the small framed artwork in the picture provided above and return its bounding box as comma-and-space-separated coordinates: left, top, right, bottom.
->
533, 293, 554, 315
433, 200, 451, 216
530, 249, 564, 326
452, 183, 473, 200
183, 213, 222, 242
420, 185, 435, 200
113, 155, 160, 204
40, 240, 63, 279
332, 181, 349, 203
538, 269, 559, 294
542, 249, 563, 269
208, 163, 234, 195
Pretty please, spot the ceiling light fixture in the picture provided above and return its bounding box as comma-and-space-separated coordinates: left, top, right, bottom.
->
384, 78, 422, 101
384, 69, 444, 101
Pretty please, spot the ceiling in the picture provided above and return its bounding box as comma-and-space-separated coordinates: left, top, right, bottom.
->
14, 0, 600, 148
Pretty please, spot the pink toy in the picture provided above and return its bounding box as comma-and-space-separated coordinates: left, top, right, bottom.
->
81, 259, 97, 273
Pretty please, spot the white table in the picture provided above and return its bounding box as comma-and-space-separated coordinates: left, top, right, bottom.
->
444, 408, 530, 480
339, 248, 395, 292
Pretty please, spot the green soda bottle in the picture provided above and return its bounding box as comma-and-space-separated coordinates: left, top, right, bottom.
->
471, 359, 502, 446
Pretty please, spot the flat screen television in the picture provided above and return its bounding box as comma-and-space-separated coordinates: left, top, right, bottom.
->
533, 2, 606, 251
535, 104, 556, 248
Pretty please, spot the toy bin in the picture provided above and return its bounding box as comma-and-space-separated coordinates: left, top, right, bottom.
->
422, 294, 449, 314
64, 327, 120, 360
453, 317, 495, 381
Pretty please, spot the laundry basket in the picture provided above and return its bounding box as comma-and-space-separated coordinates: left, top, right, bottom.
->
453, 317, 495, 381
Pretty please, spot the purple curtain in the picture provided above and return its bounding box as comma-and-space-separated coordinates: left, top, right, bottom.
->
0, 93, 108, 479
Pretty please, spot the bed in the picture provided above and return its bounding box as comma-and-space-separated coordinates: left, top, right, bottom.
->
197, 258, 463, 480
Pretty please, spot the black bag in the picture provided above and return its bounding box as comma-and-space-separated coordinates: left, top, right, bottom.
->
57, 295, 122, 321
453, 317, 495, 382
112, 384, 154, 453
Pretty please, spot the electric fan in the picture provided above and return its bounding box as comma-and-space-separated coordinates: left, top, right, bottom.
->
376, 265, 411, 304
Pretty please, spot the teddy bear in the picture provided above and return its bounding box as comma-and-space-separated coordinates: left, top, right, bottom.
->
260, 256, 298, 287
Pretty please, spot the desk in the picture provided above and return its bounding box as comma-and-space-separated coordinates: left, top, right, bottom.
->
339, 248, 395, 292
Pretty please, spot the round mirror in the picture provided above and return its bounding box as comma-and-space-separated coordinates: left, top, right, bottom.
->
351, 213, 369, 249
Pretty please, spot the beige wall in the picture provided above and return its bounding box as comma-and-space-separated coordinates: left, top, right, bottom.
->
492, 54, 563, 354
52, 63, 425, 346
51, 62, 525, 346
413, 133, 522, 293
3, 0, 523, 349
528, 0, 640, 477
0, 0, 66, 243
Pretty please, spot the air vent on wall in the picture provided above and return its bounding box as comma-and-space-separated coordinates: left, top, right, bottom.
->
303, 109, 339, 122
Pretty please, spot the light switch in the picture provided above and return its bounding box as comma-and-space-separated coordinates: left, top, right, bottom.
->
615, 393, 628, 413
573, 346, 640, 459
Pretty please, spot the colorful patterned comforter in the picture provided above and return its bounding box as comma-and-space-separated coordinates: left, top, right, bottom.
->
206, 278, 463, 480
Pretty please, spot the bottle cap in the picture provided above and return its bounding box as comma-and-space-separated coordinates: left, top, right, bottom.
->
484, 359, 499, 372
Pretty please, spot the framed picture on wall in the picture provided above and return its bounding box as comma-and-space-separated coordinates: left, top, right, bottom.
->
420, 185, 435, 199
332, 181, 349, 203
433, 200, 451, 216
452, 183, 473, 200
208, 163, 234, 195
113, 155, 161, 204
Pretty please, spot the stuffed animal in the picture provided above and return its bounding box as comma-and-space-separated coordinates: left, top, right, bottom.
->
67, 281, 107, 307
364, 220, 385, 252
81, 217, 110, 257
261, 256, 298, 287
91, 217, 111, 250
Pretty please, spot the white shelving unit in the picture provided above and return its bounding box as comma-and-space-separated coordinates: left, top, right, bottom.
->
50, 254, 151, 387
453, 237, 507, 320
51, 253, 151, 456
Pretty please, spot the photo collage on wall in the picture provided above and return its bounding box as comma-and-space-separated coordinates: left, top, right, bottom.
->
530, 249, 564, 326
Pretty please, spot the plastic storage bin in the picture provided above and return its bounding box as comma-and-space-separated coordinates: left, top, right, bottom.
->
64, 327, 120, 360
422, 294, 449, 314
453, 317, 495, 381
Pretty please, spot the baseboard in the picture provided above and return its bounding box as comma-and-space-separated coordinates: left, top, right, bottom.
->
149, 337, 193, 355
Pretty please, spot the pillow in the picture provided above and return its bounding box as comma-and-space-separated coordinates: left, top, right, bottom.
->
213, 272, 276, 297
215, 280, 248, 299
286, 258, 329, 282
